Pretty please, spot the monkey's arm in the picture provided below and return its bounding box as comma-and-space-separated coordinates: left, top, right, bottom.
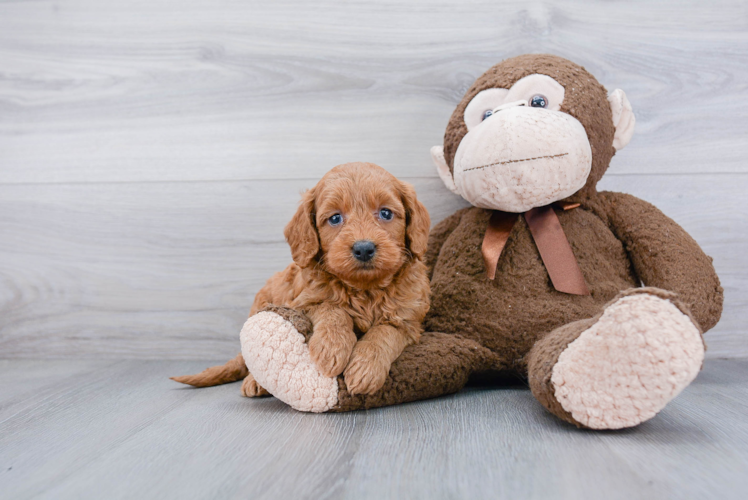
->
424, 208, 469, 279
597, 191, 723, 332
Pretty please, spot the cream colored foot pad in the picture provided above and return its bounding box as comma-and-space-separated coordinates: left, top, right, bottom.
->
240, 311, 338, 413
551, 294, 703, 429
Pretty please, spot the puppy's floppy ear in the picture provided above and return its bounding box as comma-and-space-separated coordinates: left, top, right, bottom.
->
399, 180, 430, 259
284, 187, 319, 268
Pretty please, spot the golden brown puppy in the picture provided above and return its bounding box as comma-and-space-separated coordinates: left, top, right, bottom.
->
172, 162, 431, 396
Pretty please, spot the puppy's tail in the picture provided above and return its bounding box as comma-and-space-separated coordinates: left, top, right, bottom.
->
170, 353, 248, 387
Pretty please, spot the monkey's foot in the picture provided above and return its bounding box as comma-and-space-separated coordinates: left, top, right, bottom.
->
550, 291, 704, 429
240, 308, 338, 413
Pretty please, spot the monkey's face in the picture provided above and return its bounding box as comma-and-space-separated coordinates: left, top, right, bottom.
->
454, 74, 591, 212
433, 55, 635, 213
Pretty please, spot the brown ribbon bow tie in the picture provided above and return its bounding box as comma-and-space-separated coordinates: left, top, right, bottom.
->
481, 202, 590, 296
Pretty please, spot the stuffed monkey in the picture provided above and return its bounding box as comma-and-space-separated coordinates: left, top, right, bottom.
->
237, 54, 723, 429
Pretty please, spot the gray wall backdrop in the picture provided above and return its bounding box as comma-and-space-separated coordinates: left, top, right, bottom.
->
1, 0, 746, 359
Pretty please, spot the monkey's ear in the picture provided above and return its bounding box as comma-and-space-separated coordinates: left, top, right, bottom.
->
608, 89, 635, 151
430, 145, 459, 194
399, 181, 431, 260
283, 187, 319, 268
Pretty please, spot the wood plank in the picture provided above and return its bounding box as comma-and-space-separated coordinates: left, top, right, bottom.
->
0, 174, 744, 359
0, 359, 111, 418
1, 0, 747, 184
0, 359, 746, 499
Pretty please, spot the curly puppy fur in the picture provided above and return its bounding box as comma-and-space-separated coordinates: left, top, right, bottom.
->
172, 162, 431, 396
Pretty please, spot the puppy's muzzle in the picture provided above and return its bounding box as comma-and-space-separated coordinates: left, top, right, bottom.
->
352, 240, 376, 262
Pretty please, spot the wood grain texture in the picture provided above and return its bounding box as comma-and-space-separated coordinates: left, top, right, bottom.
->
1, 359, 747, 499
0, 0, 746, 358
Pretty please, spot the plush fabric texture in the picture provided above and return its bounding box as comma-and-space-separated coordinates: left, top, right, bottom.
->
588, 191, 723, 332
526, 316, 597, 426
240, 309, 338, 413
425, 205, 640, 363
550, 292, 704, 429
495, 74, 566, 113
421, 196, 720, 366
333, 332, 498, 412
430, 145, 458, 194
608, 89, 635, 150
463, 88, 511, 130
261, 304, 314, 341
453, 105, 592, 212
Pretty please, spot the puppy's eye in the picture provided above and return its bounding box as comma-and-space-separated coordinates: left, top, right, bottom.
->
379, 208, 393, 221
328, 214, 343, 226
482, 109, 493, 121
529, 94, 548, 108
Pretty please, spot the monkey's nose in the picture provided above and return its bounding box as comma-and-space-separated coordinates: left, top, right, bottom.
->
352, 240, 377, 262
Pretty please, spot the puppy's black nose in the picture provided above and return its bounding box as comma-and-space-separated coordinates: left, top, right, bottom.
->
352, 240, 376, 262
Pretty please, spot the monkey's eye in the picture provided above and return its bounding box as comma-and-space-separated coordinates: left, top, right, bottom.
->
529, 94, 548, 108
328, 214, 343, 226
481, 109, 494, 121
379, 208, 393, 221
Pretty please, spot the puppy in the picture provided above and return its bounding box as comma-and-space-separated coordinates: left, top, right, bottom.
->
172, 162, 431, 396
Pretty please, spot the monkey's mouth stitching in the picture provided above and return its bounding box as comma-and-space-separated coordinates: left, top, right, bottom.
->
464, 153, 569, 172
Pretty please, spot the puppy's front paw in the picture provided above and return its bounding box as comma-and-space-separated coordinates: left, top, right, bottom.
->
344, 342, 390, 395
308, 328, 355, 378
241, 374, 270, 398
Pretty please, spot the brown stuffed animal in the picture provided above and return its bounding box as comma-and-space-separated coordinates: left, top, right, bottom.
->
237, 54, 723, 429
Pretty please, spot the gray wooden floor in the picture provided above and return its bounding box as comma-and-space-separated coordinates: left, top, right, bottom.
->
0, 358, 747, 499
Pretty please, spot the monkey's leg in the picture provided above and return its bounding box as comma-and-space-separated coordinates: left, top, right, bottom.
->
333, 332, 497, 412
527, 287, 705, 430
240, 306, 496, 413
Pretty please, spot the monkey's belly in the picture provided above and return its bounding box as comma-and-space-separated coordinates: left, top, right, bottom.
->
424, 207, 638, 368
